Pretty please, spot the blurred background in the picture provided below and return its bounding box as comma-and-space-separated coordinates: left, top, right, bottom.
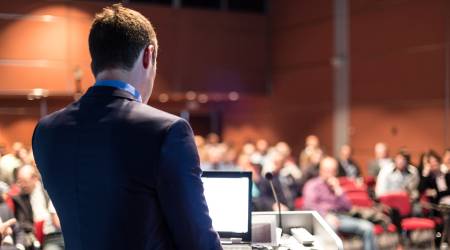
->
0, 0, 449, 173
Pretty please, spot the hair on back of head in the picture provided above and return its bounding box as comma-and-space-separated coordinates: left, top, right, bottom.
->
427, 149, 442, 163
397, 148, 411, 165
88, 3, 158, 76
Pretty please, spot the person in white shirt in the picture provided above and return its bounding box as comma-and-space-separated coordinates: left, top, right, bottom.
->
368, 142, 394, 178
375, 150, 419, 200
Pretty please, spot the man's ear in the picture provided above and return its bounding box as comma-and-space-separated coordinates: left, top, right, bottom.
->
142, 45, 155, 69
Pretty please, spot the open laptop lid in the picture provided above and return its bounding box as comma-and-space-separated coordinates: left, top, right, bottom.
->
201, 171, 252, 243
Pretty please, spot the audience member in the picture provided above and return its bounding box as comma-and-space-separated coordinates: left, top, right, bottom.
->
0, 182, 26, 250
299, 135, 322, 170
337, 144, 361, 178
252, 139, 269, 166
419, 150, 450, 205
276, 142, 302, 182
202, 145, 235, 171
258, 151, 300, 211
0, 142, 26, 184
237, 153, 268, 210
205, 133, 220, 150
375, 150, 419, 200
222, 144, 238, 169
442, 148, 450, 174
367, 142, 393, 178
13, 165, 64, 250
242, 142, 256, 156
298, 148, 323, 195
303, 157, 377, 250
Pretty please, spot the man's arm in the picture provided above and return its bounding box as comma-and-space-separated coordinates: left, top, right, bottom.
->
156, 119, 222, 250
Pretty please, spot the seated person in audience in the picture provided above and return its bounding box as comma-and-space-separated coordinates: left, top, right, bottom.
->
337, 144, 361, 178
0, 142, 26, 185
299, 135, 322, 170
262, 142, 302, 183
258, 152, 300, 211
367, 142, 393, 178
237, 153, 267, 211
419, 150, 450, 205
375, 150, 419, 201
442, 148, 450, 174
201, 145, 234, 171
251, 139, 270, 166
0, 182, 27, 250
223, 144, 238, 169
276, 142, 302, 182
298, 148, 323, 196
13, 165, 64, 250
303, 157, 378, 250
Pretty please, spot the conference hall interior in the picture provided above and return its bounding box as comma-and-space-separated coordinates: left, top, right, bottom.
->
0, 0, 449, 249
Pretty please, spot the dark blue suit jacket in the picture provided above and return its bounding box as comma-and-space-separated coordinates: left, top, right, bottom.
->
32, 86, 222, 250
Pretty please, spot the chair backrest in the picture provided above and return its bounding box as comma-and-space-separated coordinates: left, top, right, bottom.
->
378, 192, 411, 216
342, 186, 367, 194
338, 177, 353, 186
347, 193, 373, 208
34, 220, 45, 244
4, 194, 15, 212
295, 197, 304, 210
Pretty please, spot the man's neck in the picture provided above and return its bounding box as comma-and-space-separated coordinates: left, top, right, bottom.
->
96, 70, 145, 100
96, 70, 140, 91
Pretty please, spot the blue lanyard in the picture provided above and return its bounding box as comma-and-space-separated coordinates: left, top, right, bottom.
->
94, 80, 142, 103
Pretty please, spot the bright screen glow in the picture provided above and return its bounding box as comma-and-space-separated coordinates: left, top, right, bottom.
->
202, 177, 249, 233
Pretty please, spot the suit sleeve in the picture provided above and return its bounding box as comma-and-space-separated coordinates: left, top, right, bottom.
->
156, 119, 222, 250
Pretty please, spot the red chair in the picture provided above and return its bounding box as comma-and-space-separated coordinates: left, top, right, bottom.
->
34, 220, 45, 244
347, 193, 373, 207
378, 192, 411, 217
343, 187, 367, 196
373, 223, 397, 234
378, 192, 435, 247
338, 177, 354, 186
4, 194, 15, 212
363, 176, 376, 188
294, 197, 304, 210
346, 193, 398, 234
341, 181, 367, 193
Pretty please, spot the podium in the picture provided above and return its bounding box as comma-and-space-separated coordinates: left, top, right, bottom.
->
252, 211, 344, 250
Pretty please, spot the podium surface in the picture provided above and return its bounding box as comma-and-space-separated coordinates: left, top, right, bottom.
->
252, 211, 344, 250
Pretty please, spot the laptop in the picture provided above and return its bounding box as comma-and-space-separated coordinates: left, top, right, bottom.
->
201, 171, 253, 250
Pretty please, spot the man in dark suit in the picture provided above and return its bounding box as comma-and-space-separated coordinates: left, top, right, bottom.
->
337, 145, 361, 178
32, 4, 222, 250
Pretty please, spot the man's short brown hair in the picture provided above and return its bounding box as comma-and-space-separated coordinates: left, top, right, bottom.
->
89, 4, 158, 76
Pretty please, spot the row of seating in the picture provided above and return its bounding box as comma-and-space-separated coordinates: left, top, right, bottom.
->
295, 177, 437, 249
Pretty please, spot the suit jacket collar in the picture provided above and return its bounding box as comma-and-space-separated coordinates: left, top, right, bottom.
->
83, 86, 139, 102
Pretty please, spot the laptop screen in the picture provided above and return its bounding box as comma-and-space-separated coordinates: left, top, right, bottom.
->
201, 171, 252, 242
